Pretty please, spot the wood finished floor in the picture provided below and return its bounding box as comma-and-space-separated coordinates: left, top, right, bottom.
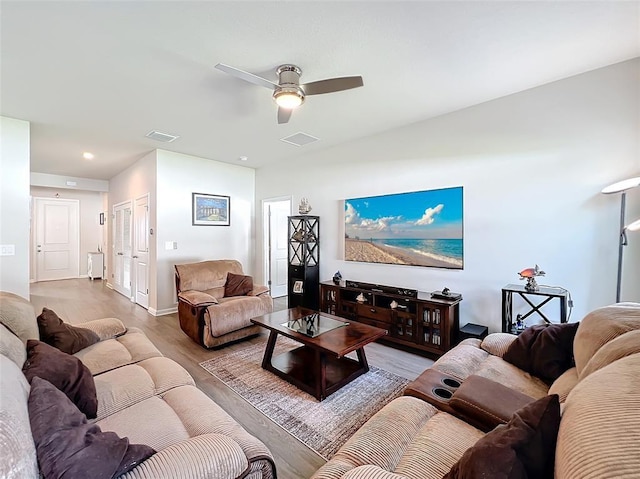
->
29, 279, 434, 479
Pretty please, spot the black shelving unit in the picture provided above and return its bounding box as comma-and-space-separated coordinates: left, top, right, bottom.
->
288, 215, 319, 310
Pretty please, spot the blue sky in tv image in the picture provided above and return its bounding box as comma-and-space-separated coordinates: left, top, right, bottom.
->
345, 187, 463, 240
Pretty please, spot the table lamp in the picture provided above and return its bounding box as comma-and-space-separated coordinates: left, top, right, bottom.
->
601, 176, 640, 302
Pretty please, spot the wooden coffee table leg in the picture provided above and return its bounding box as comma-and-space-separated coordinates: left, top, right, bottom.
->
356, 347, 370, 372
262, 330, 279, 369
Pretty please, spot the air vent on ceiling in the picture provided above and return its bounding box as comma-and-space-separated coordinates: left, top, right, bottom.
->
146, 130, 180, 143
280, 132, 319, 147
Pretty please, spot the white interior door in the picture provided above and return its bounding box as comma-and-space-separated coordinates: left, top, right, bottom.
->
263, 199, 291, 297
113, 201, 133, 300
34, 197, 80, 281
133, 194, 149, 309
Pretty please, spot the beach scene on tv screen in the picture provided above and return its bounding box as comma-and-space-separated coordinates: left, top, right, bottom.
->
344, 187, 463, 269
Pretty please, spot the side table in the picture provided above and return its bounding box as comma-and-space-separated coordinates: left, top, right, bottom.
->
501, 284, 568, 334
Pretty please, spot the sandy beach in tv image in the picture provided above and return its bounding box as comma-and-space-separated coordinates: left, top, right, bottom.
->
344, 187, 463, 269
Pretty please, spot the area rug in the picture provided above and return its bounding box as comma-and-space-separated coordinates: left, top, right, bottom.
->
199, 336, 409, 459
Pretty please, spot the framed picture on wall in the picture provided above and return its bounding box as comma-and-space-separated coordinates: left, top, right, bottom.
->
192, 193, 230, 226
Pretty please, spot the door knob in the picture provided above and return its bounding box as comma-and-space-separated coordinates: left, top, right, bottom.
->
117, 252, 123, 256
132, 255, 138, 259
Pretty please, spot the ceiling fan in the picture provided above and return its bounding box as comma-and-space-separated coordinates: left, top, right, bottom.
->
215, 63, 364, 124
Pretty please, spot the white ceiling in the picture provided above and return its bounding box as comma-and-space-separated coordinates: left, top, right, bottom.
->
2, 1, 639, 180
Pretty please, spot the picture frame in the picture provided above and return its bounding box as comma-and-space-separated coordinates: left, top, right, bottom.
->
192, 193, 230, 226
293, 280, 304, 294
99, 212, 105, 225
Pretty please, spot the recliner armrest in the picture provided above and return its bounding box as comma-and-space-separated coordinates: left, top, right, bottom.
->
247, 285, 270, 296
178, 290, 219, 307
449, 374, 534, 431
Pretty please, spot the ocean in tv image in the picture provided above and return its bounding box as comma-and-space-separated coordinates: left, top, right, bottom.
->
344, 187, 463, 269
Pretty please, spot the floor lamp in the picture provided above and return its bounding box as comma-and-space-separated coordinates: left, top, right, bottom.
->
601, 176, 640, 302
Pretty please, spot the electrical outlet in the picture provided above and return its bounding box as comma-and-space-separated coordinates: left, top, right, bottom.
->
0, 244, 15, 256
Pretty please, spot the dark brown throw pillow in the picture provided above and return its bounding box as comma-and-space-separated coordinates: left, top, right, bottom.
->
503, 322, 580, 385
444, 394, 561, 479
23, 339, 98, 418
37, 307, 100, 354
28, 377, 156, 479
224, 272, 254, 297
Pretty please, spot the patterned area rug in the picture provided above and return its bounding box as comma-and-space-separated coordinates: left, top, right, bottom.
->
199, 336, 409, 459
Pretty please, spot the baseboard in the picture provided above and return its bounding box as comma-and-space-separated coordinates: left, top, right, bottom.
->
149, 306, 177, 317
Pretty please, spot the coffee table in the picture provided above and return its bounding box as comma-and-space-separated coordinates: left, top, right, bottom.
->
251, 307, 387, 400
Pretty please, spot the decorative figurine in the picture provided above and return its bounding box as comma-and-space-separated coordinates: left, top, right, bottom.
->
515, 314, 525, 331
299, 197, 312, 214
356, 293, 366, 303
518, 264, 545, 292
390, 300, 398, 309
333, 271, 342, 285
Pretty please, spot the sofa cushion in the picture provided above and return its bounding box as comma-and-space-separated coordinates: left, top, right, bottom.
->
0, 355, 38, 479
578, 329, 640, 380
22, 339, 98, 418
74, 317, 127, 341
1, 322, 27, 368
573, 302, 640, 376
444, 394, 561, 479
37, 307, 100, 354
74, 326, 163, 375
28, 376, 155, 479
0, 291, 39, 343
96, 384, 274, 474
556, 352, 640, 479
224, 272, 254, 297
503, 322, 579, 384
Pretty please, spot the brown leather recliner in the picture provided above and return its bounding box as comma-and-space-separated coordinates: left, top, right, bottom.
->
175, 260, 273, 348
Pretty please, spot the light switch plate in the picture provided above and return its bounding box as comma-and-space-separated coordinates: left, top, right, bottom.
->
0, 244, 16, 256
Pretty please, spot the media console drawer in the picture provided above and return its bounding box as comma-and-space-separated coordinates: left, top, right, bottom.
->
357, 303, 392, 323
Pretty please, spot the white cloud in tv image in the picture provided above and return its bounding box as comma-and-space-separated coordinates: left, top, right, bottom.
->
344, 187, 463, 269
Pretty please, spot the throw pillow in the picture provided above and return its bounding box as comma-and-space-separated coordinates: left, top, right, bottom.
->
444, 394, 561, 479
22, 339, 98, 418
37, 307, 100, 354
28, 377, 156, 479
224, 272, 254, 297
503, 322, 580, 384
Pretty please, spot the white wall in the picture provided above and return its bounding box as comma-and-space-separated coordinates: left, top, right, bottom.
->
29, 186, 104, 278
155, 150, 255, 313
255, 59, 640, 332
0, 116, 30, 298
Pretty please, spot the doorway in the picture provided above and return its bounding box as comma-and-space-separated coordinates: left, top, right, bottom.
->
133, 194, 150, 309
33, 197, 80, 281
263, 198, 291, 298
112, 200, 133, 300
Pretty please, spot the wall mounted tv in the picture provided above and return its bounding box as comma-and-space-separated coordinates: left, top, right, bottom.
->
344, 186, 463, 269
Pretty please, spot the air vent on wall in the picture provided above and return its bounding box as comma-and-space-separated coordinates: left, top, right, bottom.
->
280, 132, 319, 147
146, 130, 180, 143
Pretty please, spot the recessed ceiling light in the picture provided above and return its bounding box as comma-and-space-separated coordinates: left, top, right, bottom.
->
83, 152, 94, 160
239, 156, 248, 161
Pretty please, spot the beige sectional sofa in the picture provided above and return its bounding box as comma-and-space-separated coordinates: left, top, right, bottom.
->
0, 291, 276, 479
312, 302, 640, 479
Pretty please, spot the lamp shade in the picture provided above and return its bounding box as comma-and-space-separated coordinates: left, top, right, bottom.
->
601, 176, 640, 194
627, 218, 640, 232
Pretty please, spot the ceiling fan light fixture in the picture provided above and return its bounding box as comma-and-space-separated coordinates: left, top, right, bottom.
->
273, 88, 304, 109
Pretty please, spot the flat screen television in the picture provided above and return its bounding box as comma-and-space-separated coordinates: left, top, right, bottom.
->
344, 186, 463, 269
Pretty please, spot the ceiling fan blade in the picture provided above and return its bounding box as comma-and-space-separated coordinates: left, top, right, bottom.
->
277, 107, 293, 124
214, 63, 278, 90
302, 76, 363, 95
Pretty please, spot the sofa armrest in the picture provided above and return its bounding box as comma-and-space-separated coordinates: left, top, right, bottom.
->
178, 290, 219, 307
480, 333, 518, 358
449, 374, 534, 431
75, 317, 127, 341
247, 285, 270, 297
120, 434, 249, 479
